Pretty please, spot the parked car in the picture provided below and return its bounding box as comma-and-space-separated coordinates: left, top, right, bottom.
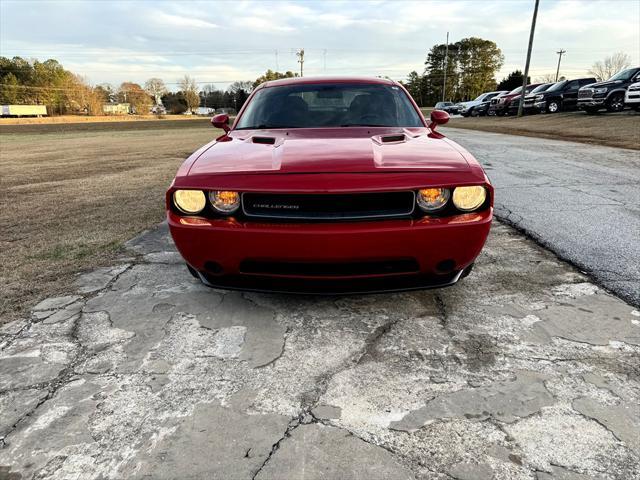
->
624, 82, 640, 111
526, 77, 597, 113
457, 91, 507, 117
488, 84, 541, 116
167, 76, 493, 293
508, 82, 555, 115
434, 101, 460, 114
578, 67, 640, 113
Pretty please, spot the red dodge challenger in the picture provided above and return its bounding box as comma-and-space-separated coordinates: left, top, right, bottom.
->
167, 76, 493, 294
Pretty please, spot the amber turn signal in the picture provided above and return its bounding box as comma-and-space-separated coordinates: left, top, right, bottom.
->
417, 188, 450, 212
209, 190, 240, 214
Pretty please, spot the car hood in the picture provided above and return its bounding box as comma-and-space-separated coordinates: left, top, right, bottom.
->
457, 100, 481, 108
583, 80, 624, 89
188, 128, 470, 175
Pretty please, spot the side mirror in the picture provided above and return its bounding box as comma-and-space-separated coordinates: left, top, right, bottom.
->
211, 113, 230, 133
429, 110, 450, 131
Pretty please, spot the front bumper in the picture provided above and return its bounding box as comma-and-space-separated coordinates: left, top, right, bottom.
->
578, 98, 605, 108
168, 209, 492, 293
625, 93, 640, 104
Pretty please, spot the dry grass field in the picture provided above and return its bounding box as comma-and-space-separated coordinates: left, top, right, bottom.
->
446, 110, 640, 150
0, 114, 208, 126
0, 119, 220, 323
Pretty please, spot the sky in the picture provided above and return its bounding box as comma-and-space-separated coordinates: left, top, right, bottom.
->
1, 0, 638, 90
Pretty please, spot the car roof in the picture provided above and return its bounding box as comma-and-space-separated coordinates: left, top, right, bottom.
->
259, 75, 397, 88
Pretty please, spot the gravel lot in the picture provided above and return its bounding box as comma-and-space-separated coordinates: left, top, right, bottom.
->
1, 221, 638, 480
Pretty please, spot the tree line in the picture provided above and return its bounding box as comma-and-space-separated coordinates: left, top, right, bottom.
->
401, 38, 633, 106
0, 57, 299, 115
401, 37, 504, 106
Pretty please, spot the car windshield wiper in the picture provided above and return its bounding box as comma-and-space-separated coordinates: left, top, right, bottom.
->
236, 124, 300, 130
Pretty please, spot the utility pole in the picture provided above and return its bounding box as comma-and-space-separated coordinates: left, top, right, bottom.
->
275, 49, 279, 71
442, 31, 449, 103
517, 0, 539, 118
555, 49, 566, 81
296, 48, 305, 77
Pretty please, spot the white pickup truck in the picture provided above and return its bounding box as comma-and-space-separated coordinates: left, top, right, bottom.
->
625, 82, 640, 111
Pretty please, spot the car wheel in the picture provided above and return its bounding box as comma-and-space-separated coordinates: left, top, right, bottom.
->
606, 93, 625, 112
186, 264, 199, 279
547, 100, 561, 113
470, 108, 479, 117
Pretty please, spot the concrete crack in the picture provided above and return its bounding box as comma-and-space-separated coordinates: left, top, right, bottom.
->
251, 414, 303, 480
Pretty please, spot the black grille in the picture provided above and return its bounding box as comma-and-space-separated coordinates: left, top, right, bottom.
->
578, 89, 593, 99
242, 192, 415, 220
240, 259, 420, 277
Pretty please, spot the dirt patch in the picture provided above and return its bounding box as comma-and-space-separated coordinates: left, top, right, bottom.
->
0, 121, 221, 323
446, 111, 640, 150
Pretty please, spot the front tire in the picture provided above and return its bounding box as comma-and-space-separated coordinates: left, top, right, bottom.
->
546, 99, 561, 113
470, 108, 480, 117
606, 93, 625, 112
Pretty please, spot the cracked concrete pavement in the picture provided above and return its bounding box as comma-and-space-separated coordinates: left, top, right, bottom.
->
442, 128, 640, 307
1, 221, 639, 480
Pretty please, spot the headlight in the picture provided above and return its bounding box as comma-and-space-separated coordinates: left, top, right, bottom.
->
209, 190, 240, 214
594, 87, 608, 94
452, 186, 487, 212
173, 189, 206, 214
535, 94, 544, 100
417, 188, 450, 212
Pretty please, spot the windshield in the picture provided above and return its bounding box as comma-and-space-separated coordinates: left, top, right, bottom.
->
473, 94, 486, 101
529, 83, 553, 94
608, 68, 637, 81
547, 80, 567, 92
236, 83, 424, 129
507, 86, 523, 95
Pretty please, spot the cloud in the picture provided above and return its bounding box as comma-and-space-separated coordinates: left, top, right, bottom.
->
152, 11, 218, 29
238, 16, 296, 33
0, 0, 637, 87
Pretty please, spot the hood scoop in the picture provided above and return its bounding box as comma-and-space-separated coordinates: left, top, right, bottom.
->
252, 136, 276, 145
381, 134, 406, 143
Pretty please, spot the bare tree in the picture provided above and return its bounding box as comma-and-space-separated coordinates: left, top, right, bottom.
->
227, 81, 253, 94
144, 78, 168, 105
118, 82, 152, 114
535, 73, 558, 83
178, 75, 200, 112
588, 52, 632, 81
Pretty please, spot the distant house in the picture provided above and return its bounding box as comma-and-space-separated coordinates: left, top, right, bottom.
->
1, 105, 47, 117
195, 107, 215, 116
103, 103, 130, 115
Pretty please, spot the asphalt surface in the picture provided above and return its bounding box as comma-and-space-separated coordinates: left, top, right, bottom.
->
443, 127, 640, 307
1, 222, 639, 479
